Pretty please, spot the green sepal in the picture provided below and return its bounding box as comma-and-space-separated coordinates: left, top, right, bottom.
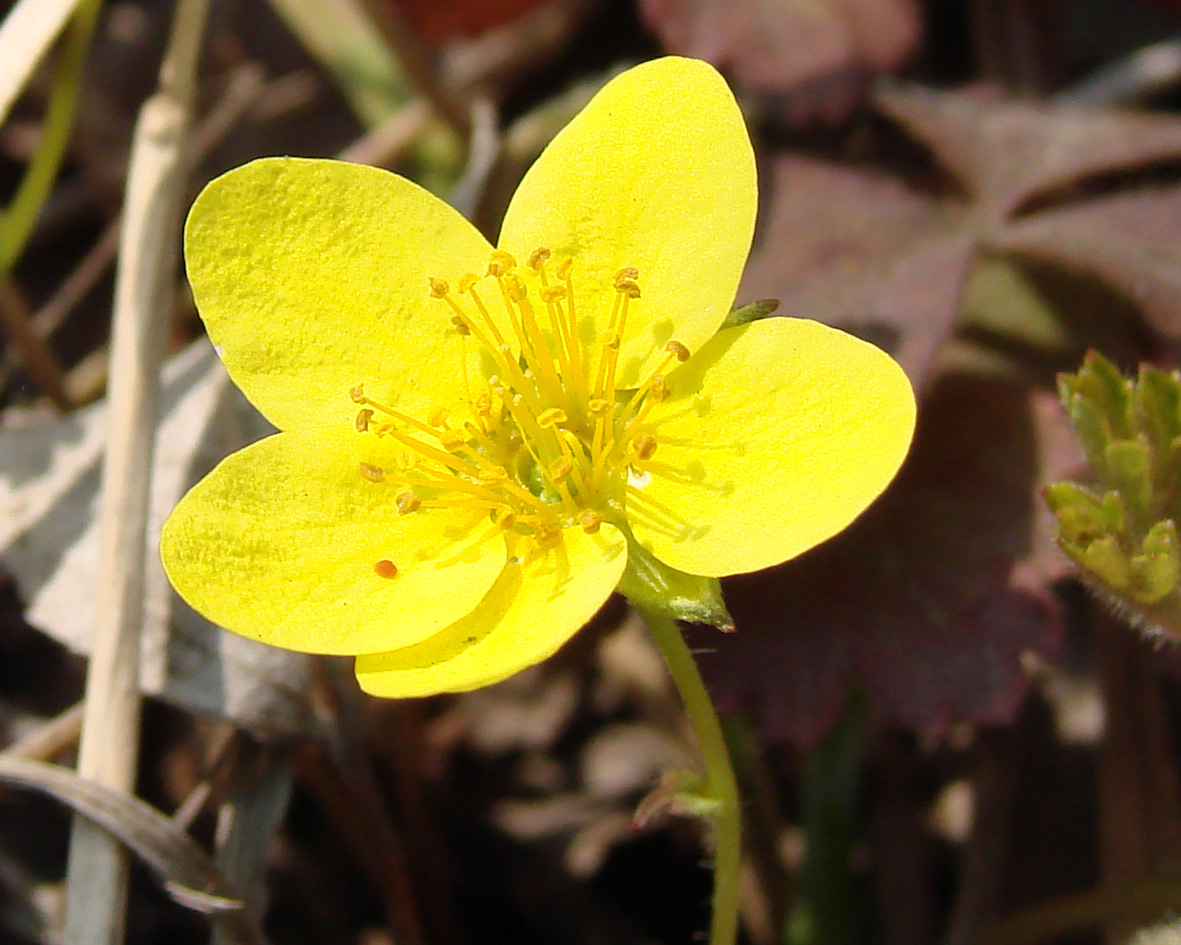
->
1045, 482, 1123, 544
1105, 439, 1153, 520
1080, 534, 1132, 590
723, 298, 779, 329
1130, 520, 1181, 604
1078, 350, 1135, 440
1135, 365, 1181, 452
1064, 393, 1111, 476
616, 527, 734, 630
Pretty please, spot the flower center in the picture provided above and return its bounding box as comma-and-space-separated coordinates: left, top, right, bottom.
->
350, 248, 688, 575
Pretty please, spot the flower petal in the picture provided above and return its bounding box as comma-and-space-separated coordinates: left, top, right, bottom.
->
497, 57, 756, 390
628, 318, 916, 577
161, 427, 506, 655
185, 157, 493, 431
355, 524, 627, 697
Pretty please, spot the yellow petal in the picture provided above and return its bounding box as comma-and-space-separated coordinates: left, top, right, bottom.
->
185, 157, 493, 431
497, 57, 756, 390
628, 318, 916, 576
161, 428, 506, 655
355, 524, 627, 697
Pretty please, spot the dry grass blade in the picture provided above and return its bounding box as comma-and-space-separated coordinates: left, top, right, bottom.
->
266, 0, 413, 128
62, 0, 211, 941
0, 756, 244, 912
0, 0, 85, 129
0, 756, 262, 945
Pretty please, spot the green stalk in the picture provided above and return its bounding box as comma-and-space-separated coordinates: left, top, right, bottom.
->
636, 605, 742, 945
786, 691, 869, 945
0, 0, 101, 280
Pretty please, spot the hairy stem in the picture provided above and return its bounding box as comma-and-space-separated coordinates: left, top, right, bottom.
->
636, 605, 742, 945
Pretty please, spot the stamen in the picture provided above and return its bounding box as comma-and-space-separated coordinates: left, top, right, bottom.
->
632, 434, 658, 461
355, 408, 374, 432
538, 407, 567, 428
488, 250, 516, 276
578, 510, 602, 534
499, 271, 564, 404
396, 491, 421, 514
428, 406, 450, 427
549, 457, 574, 482
615, 278, 640, 299
527, 247, 551, 270
359, 462, 385, 482
534, 521, 561, 545
374, 560, 399, 579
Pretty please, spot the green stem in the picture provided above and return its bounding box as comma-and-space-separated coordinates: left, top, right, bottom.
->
636, 605, 742, 945
0, 0, 102, 279
786, 691, 868, 945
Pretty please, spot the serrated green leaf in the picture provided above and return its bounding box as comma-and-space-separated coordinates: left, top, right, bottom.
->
1081, 534, 1133, 589
1105, 439, 1153, 519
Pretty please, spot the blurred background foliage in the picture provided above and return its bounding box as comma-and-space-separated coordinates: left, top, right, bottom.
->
4, 0, 1181, 944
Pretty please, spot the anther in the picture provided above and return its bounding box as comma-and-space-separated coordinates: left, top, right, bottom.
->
615, 278, 641, 299
374, 559, 399, 579
358, 462, 385, 482
539, 284, 566, 303
555, 257, 572, 279
350, 384, 366, 404
651, 376, 670, 401
478, 466, 509, 483
428, 406, 450, 427
666, 340, 691, 362
396, 451, 416, 471
503, 274, 527, 302
527, 247, 551, 270
549, 457, 575, 482
632, 434, 658, 461
538, 407, 568, 428
450, 315, 471, 335
428, 277, 449, 298
439, 430, 467, 451
534, 521, 561, 544
588, 398, 611, 414
614, 266, 639, 284
487, 250, 516, 276
355, 408, 374, 432
578, 510, 603, 534
396, 491, 421, 514
475, 392, 493, 416
457, 272, 479, 293
498, 512, 518, 531
598, 330, 620, 348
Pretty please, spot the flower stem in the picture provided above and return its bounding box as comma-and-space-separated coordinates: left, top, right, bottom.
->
636, 605, 742, 945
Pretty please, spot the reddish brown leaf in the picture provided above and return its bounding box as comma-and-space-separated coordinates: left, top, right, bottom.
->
739, 155, 978, 388
998, 184, 1181, 340
877, 84, 1181, 222
690, 377, 1079, 747
640, 0, 919, 116
388, 0, 552, 41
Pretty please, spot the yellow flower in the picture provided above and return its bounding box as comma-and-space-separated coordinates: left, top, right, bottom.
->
161, 57, 916, 698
